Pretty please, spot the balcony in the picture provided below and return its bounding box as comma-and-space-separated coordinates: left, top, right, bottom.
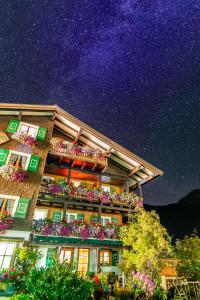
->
32, 219, 123, 246
39, 182, 143, 208
49, 138, 108, 171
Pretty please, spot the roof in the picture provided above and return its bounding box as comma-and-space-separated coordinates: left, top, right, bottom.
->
0, 103, 163, 189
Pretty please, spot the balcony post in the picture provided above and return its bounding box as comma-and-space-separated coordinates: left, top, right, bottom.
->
138, 183, 143, 198
63, 202, 68, 221
67, 167, 71, 184
97, 247, 101, 273
98, 206, 102, 223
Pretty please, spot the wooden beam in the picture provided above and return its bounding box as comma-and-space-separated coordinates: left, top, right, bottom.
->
74, 128, 82, 144
81, 162, 86, 171
71, 160, 76, 168
91, 163, 97, 171
128, 166, 140, 177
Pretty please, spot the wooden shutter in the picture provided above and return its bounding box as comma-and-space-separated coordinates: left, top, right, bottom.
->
52, 211, 62, 221
6, 119, 20, 133
14, 198, 30, 218
77, 213, 85, 221
27, 155, 40, 172
36, 127, 47, 141
46, 248, 56, 267
111, 217, 118, 224
112, 250, 119, 266
0, 148, 10, 166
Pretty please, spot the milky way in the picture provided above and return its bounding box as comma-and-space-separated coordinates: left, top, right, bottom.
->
0, 0, 200, 204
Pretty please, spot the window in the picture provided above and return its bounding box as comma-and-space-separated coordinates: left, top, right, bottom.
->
71, 180, 81, 187
100, 250, 111, 265
101, 216, 112, 226
0, 242, 16, 268
34, 209, 48, 220
101, 185, 110, 192
60, 248, 73, 263
8, 151, 30, 170
66, 213, 77, 223
19, 122, 38, 138
0, 195, 18, 216
78, 249, 89, 274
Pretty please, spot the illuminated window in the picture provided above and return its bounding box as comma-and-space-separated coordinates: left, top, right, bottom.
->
78, 249, 89, 274
8, 151, 30, 170
101, 185, 110, 192
34, 208, 48, 220
72, 180, 81, 187
0, 243, 16, 268
19, 122, 38, 138
66, 213, 77, 223
60, 248, 73, 263
100, 250, 111, 265
101, 216, 112, 226
0, 197, 16, 216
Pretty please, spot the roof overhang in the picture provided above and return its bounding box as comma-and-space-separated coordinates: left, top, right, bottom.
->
0, 103, 163, 188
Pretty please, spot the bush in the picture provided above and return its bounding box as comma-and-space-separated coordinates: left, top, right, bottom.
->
25, 260, 93, 300
11, 294, 32, 300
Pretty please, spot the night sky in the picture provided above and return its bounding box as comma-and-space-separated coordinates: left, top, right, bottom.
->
0, 1, 200, 205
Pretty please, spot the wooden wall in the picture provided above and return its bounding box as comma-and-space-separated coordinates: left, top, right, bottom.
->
0, 115, 54, 220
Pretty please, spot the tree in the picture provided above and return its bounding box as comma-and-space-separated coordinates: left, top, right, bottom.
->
175, 232, 200, 281
120, 209, 172, 279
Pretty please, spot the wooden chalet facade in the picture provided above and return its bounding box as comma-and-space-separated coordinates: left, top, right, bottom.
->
0, 103, 163, 275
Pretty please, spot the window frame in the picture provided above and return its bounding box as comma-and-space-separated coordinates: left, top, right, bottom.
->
6, 150, 31, 170
33, 208, 48, 220
78, 248, 89, 275
0, 194, 19, 216
18, 122, 39, 138
59, 248, 74, 264
100, 250, 112, 266
66, 213, 77, 223
101, 216, 112, 226
0, 242, 17, 269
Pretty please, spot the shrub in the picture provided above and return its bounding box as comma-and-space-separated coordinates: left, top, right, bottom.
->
25, 260, 93, 300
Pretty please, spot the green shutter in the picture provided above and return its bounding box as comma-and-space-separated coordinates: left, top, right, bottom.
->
0, 148, 10, 166
112, 250, 119, 266
77, 214, 85, 222
6, 119, 20, 133
27, 155, 40, 172
36, 127, 47, 141
52, 211, 62, 221
58, 178, 67, 187
111, 217, 118, 224
46, 248, 56, 267
14, 198, 30, 218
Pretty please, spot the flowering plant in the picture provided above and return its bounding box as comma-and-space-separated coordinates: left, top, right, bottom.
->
11, 132, 37, 148
0, 211, 13, 232
41, 180, 143, 208
32, 219, 120, 240
131, 272, 155, 298
0, 164, 28, 182
50, 137, 106, 163
92, 272, 110, 294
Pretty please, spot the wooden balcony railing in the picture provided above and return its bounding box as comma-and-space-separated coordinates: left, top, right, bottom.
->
32, 219, 120, 240
49, 138, 107, 167
39, 182, 143, 208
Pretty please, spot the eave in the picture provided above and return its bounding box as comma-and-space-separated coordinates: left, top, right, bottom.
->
0, 103, 163, 189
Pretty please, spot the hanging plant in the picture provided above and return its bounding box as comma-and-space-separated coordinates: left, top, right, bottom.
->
0, 165, 28, 182
0, 211, 13, 232
11, 132, 37, 148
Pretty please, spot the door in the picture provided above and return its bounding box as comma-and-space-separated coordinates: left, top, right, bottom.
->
78, 249, 89, 275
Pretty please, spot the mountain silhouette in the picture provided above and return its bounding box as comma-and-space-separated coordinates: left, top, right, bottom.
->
144, 190, 200, 239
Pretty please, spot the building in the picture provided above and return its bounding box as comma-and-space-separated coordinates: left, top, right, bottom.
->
0, 103, 163, 275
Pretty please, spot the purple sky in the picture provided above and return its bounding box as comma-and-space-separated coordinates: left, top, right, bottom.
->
0, 0, 200, 204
